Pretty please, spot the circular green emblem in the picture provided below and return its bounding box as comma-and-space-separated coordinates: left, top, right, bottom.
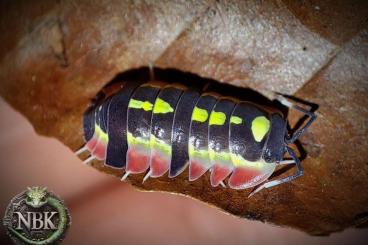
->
3, 187, 71, 245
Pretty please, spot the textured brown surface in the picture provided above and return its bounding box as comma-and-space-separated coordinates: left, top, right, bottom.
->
0, 0, 367, 235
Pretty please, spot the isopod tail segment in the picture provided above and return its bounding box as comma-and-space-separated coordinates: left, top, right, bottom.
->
247, 95, 317, 197
75, 107, 100, 164
76, 102, 110, 165
75, 108, 96, 156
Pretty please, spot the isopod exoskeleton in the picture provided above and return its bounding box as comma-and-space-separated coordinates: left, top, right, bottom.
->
77, 81, 316, 196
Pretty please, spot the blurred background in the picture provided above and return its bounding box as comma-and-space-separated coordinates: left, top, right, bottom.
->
0, 98, 367, 244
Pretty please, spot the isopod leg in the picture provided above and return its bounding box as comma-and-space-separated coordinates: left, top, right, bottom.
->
248, 146, 303, 197
277, 95, 316, 144
83, 155, 95, 165
75, 145, 88, 155
143, 170, 152, 183
121, 171, 130, 181
279, 160, 294, 165
219, 181, 226, 188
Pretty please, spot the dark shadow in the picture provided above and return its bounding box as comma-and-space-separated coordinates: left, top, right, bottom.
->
270, 164, 295, 179
0, 233, 14, 245
103, 66, 283, 110
355, 212, 368, 228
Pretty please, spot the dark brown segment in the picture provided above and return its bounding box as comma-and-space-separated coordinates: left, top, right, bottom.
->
263, 113, 287, 163
151, 85, 185, 152
189, 93, 218, 160
127, 84, 161, 139
208, 98, 236, 165
169, 89, 200, 177
126, 84, 161, 174
230, 102, 271, 162
83, 108, 95, 142
105, 82, 140, 168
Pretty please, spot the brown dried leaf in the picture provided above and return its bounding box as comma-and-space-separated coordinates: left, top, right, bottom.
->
0, 0, 367, 235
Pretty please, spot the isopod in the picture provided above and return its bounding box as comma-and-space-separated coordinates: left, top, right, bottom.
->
76, 81, 316, 196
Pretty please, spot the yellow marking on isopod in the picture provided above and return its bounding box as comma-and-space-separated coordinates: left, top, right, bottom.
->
128, 99, 153, 111
209, 111, 226, 125
127, 132, 150, 150
251, 116, 270, 142
150, 135, 171, 156
94, 124, 109, 142
192, 107, 209, 122
153, 98, 174, 114
230, 116, 243, 125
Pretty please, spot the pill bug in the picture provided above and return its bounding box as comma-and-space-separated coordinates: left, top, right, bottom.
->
76, 81, 316, 196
